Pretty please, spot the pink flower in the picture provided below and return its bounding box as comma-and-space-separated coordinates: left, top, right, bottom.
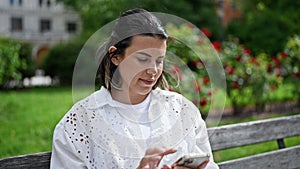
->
170, 66, 183, 80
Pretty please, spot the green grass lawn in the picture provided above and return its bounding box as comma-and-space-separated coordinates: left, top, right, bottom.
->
0, 86, 299, 163
0, 87, 73, 158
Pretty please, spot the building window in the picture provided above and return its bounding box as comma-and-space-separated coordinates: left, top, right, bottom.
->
66, 22, 77, 33
9, 0, 14, 6
39, 0, 43, 7
40, 19, 51, 33
11, 17, 23, 32
47, 0, 51, 7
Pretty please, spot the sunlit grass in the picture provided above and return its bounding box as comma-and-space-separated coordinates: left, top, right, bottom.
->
0, 87, 73, 158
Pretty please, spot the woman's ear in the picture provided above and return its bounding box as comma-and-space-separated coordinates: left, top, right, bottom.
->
109, 46, 117, 54
109, 46, 120, 66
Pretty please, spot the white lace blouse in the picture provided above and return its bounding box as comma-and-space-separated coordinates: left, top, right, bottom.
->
50, 87, 219, 169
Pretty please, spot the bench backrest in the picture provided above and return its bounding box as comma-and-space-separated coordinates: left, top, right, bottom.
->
1, 115, 300, 169
208, 114, 300, 168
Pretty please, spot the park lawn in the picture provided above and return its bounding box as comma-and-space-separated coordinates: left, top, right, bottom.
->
0, 86, 299, 163
0, 87, 73, 158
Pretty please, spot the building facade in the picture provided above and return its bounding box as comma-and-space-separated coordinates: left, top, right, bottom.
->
0, 0, 81, 67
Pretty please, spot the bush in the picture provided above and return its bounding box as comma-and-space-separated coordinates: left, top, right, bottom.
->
0, 37, 34, 88
42, 41, 84, 85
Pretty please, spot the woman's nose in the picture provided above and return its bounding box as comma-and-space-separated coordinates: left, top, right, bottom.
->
146, 62, 158, 75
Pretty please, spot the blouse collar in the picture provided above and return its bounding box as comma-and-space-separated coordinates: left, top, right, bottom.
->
86, 86, 167, 123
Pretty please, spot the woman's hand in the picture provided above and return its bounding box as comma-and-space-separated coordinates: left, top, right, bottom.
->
137, 147, 177, 169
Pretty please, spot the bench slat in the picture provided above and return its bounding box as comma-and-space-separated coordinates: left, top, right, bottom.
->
208, 115, 300, 151
0, 152, 51, 169
218, 145, 300, 169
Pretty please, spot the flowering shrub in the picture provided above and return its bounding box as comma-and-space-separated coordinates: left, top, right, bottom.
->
283, 35, 300, 103
165, 23, 288, 115
214, 39, 282, 114
165, 23, 215, 114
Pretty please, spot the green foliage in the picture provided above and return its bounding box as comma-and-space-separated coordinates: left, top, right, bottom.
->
226, 0, 300, 55
42, 41, 84, 85
0, 38, 33, 88
283, 35, 300, 102
58, 0, 222, 39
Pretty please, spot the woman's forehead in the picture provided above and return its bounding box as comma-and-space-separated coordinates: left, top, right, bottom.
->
126, 35, 167, 56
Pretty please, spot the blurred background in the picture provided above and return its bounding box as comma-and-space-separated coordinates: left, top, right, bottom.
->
0, 0, 299, 163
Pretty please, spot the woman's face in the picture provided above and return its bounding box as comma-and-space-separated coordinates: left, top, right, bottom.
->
116, 35, 167, 97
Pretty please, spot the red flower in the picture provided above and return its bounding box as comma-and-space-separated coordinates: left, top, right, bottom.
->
193, 80, 202, 92
212, 41, 222, 51
251, 57, 259, 66
269, 86, 275, 91
200, 98, 207, 107
225, 65, 235, 75
242, 45, 251, 55
279, 52, 288, 59
201, 28, 212, 38
232, 82, 239, 89
202, 77, 210, 86
267, 64, 273, 73
272, 57, 281, 68
236, 54, 242, 61
295, 72, 300, 78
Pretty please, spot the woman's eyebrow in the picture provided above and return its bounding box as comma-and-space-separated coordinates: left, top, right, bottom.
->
136, 51, 165, 58
136, 51, 152, 57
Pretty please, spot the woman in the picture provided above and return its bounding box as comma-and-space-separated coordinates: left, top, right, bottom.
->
50, 8, 219, 169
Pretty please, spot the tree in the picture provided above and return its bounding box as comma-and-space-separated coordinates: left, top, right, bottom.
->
58, 0, 222, 39
226, 0, 300, 55
0, 38, 33, 88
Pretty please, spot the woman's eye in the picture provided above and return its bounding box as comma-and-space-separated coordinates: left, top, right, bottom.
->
137, 58, 148, 62
156, 60, 163, 64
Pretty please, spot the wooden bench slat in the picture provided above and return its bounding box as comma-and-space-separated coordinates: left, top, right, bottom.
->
0, 152, 51, 169
218, 145, 300, 169
208, 115, 300, 151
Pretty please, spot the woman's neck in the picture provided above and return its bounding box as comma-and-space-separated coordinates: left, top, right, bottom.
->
111, 88, 147, 105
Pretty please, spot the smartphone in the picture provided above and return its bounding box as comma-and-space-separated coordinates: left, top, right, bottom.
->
176, 153, 210, 168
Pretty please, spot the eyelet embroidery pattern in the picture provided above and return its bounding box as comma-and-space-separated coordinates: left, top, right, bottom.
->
62, 89, 203, 168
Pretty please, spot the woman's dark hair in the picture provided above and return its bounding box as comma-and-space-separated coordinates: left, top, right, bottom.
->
98, 8, 169, 91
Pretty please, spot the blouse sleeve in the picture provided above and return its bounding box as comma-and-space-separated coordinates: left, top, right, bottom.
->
194, 109, 219, 169
50, 122, 86, 169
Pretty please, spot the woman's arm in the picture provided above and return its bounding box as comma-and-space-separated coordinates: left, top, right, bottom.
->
50, 122, 86, 169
